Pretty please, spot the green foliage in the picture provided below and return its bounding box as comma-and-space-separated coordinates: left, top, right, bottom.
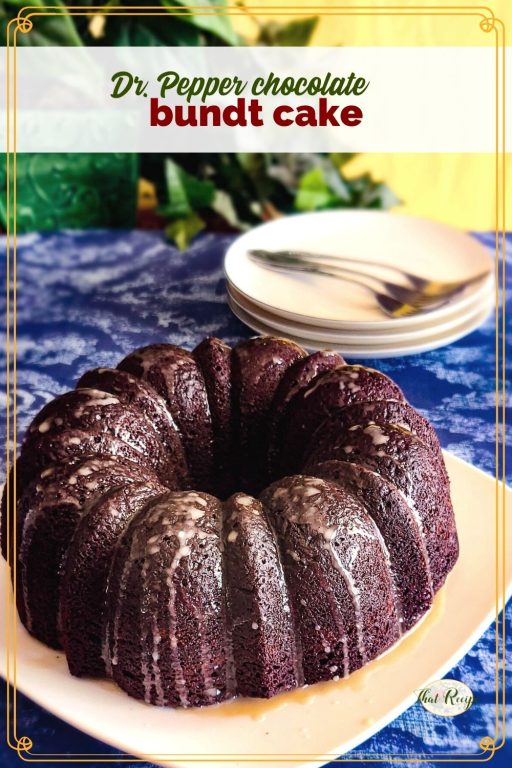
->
159, 158, 215, 219
254, 17, 318, 47
1, 0, 84, 46
96, 0, 240, 47
165, 211, 205, 250
0, 0, 240, 47
162, 0, 240, 46
295, 156, 400, 212
154, 153, 399, 248
0, 1, 399, 248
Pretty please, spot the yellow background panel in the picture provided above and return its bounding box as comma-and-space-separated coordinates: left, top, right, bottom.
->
234, 1, 510, 230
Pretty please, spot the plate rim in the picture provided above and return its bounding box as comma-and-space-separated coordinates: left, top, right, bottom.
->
228, 294, 493, 358
227, 282, 494, 345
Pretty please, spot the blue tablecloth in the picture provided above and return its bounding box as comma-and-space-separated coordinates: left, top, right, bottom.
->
1, 229, 510, 767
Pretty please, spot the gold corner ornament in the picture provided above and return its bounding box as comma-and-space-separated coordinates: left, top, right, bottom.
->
16, 14, 33, 34
479, 15, 496, 33
16, 735, 33, 755
479, 736, 497, 756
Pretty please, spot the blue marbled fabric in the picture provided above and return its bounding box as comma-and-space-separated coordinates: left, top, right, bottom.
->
0, 229, 510, 767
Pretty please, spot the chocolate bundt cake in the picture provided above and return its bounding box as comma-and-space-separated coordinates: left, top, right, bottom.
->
1, 336, 459, 708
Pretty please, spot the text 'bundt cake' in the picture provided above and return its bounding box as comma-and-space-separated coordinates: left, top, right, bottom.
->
1, 336, 458, 708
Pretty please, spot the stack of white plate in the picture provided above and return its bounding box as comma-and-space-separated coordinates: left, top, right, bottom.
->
224, 211, 494, 358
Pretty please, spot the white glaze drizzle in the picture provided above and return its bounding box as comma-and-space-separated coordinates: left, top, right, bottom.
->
236, 494, 254, 507
275, 478, 369, 669
70, 389, 120, 419
140, 491, 221, 706
281, 352, 339, 406
363, 424, 390, 446
261, 503, 304, 687
326, 534, 367, 664
105, 555, 132, 674
303, 367, 362, 399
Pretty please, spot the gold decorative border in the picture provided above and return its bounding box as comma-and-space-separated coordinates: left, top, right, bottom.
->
4, 3, 507, 763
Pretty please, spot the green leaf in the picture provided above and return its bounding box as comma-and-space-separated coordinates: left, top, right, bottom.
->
161, 0, 240, 45
322, 161, 352, 203
204, 153, 266, 224
329, 152, 358, 169
100, 12, 203, 47
160, 158, 215, 218
165, 212, 205, 250
92, 0, 238, 46
358, 180, 401, 209
1, 0, 83, 46
256, 17, 318, 46
211, 190, 245, 229
0, 1, 239, 47
295, 167, 337, 211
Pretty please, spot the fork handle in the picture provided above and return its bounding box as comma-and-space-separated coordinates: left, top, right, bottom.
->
258, 261, 405, 315
257, 249, 412, 279
260, 256, 427, 305
255, 249, 490, 292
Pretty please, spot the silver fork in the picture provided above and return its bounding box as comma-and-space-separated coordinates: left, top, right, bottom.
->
248, 249, 490, 318
250, 248, 490, 298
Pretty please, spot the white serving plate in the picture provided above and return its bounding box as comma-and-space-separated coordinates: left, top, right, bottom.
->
1, 453, 510, 768
227, 281, 494, 345
228, 293, 493, 359
224, 211, 493, 330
